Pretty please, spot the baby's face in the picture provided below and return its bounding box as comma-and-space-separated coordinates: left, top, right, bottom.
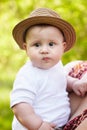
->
23, 25, 66, 69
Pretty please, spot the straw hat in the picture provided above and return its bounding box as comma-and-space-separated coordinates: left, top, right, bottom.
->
12, 8, 76, 52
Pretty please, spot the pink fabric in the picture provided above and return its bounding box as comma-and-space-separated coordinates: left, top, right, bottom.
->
69, 61, 87, 79
63, 109, 87, 130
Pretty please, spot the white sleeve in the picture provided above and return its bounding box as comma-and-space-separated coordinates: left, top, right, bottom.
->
10, 70, 37, 108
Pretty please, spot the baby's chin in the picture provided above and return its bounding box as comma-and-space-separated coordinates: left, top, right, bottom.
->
32, 63, 54, 70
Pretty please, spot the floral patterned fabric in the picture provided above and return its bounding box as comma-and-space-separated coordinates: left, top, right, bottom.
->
63, 109, 87, 130
68, 61, 87, 79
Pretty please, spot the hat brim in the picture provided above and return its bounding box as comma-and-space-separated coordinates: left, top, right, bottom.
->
12, 16, 76, 52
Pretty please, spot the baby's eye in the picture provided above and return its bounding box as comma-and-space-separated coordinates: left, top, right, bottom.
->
34, 43, 40, 47
49, 42, 55, 46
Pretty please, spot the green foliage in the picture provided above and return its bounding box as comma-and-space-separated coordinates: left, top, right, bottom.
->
0, 0, 87, 129
0, 88, 13, 130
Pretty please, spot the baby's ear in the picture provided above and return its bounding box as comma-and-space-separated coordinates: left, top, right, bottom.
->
22, 43, 27, 50
63, 42, 67, 50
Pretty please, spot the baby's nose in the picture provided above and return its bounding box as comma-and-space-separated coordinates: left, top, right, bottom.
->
40, 46, 49, 54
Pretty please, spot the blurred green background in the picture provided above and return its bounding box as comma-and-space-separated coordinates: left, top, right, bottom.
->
0, 0, 87, 129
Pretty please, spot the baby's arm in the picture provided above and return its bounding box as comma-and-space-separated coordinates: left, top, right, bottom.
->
12, 102, 55, 130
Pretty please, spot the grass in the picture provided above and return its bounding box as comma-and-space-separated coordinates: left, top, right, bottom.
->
0, 87, 13, 130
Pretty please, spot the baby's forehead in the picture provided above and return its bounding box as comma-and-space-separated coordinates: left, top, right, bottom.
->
26, 24, 63, 33
24, 24, 65, 40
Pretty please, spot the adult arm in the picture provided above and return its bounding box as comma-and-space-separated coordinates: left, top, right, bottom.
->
67, 74, 87, 96
65, 60, 87, 96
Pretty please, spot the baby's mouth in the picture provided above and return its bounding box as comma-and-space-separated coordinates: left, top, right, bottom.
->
42, 57, 50, 62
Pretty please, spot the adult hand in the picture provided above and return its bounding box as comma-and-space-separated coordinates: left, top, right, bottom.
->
72, 76, 87, 97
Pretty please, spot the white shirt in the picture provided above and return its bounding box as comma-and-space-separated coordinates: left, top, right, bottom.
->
10, 61, 70, 130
